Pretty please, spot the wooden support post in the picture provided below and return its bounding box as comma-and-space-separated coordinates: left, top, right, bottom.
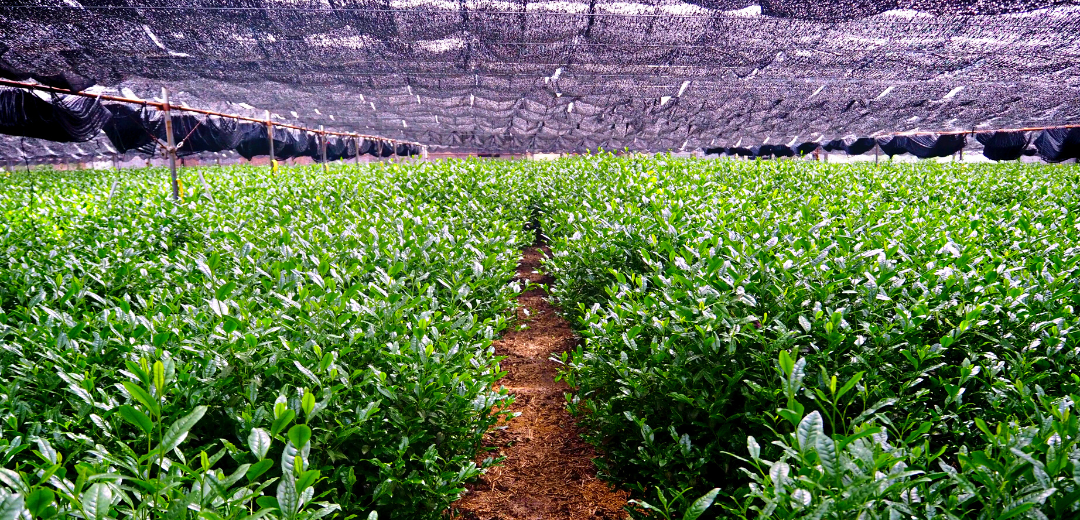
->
112, 154, 119, 171
216, 155, 221, 166
319, 125, 328, 173
265, 110, 275, 170
874, 143, 880, 165
959, 147, 963, 162
162, 87, 180, 200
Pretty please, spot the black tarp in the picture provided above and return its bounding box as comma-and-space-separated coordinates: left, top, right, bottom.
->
753, 144, 795, 158
102, 103, 162, 155
976, 131, 1031, 161
327, 136, 351, 161
168, 114, 243, 157
875, 136, 908, 157
906, 134, 967, 158
703, 147, 724, 155
876, 134, 967, 159
0, 87, 111, 142
396, 142, 421, 156
235, 123, 310, 160
368, 140, 395, 157
726, 146, 754, 156
822, 137, 876, 155
795, 142, 821, 155
1033, 128, 1080, 163
0, 60, 95, 93
358, 138, 375, 156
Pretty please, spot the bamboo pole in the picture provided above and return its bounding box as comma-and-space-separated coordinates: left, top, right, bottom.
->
162, 87, 179, 200
354, 137, 361, 167
265, 110, 275, 171
320, 125, 328, 173
874, 143, 879, 165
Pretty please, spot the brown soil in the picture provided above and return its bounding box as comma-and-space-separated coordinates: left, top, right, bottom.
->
451, 242, 629, 520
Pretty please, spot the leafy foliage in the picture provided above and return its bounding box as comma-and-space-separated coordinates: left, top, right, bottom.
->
536, 155, 1080, 518
0, 161, 532, 518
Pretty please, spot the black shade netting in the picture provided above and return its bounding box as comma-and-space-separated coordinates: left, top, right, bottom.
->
0, 87, 111, 142
170, 114, 243, 157
976, 131, 1032, 161
795, 142, 821, 155
236, 123, 309, 160
102, 103, 162, 155
822, 138, 878, 155
1033, 128, 1080, 163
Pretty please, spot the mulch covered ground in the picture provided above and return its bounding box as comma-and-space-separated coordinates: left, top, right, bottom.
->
451, 244, 629, 520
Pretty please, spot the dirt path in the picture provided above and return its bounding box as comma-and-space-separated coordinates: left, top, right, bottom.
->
452, 240, 629, 520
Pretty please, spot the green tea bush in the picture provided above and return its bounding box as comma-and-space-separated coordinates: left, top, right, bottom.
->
0, 161, 532, 519
535, 155, 1080, 518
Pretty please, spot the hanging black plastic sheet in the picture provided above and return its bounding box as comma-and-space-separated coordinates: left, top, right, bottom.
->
795, 142, 820, 155
0, 87, 111, 142
906, 134, 967, 158
0, 63, 95, 92
327, 136, 350, 160
1033, 128, 1080, 162
235, 123, 308, 160
726, 146, 754, 156
396, 142, 421, 156
169, 114, 243, 157
703, 147, 724, 155
976, 131, 1031, 161
102, 103, 162, 155
370, 140, 394, 157
822, 137, 876, 155
875, 136, 908, 157
358, 138, 375, 156
876, 134, 967, 159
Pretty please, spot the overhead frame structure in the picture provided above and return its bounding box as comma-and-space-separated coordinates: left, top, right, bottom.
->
1, 0, 1079, 157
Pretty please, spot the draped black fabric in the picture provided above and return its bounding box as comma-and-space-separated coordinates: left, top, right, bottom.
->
327, 136, 350, 160
1033, 128, 1080, 163
903, 134, 967, 158
726, 147, 754, 157
0, 88, 111, 142
0, 62, 95, 92
396, 142, 421, 156
169, 114, 243, 157
795, 142, 820, 155
752, 144, 794, 158
976, 131, 1031, 161
358, 138, 375, 156
102, 103, 162, 155
876, 136, 909, 157
369, 140, 395, 157
704, 147, 724, 155
235, 123, 309, 160
821, 137, 876, 155
843, 138, 878, 155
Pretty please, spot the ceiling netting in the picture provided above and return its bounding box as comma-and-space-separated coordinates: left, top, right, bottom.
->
1, 0, 1079, 158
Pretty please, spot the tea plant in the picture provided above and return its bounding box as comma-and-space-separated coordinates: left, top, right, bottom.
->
535, 155, 1080, 517
0, 160, 533, 518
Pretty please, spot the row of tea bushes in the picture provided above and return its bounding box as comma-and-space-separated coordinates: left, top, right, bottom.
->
536, 156, 1080, 519
0, 162, 532, 519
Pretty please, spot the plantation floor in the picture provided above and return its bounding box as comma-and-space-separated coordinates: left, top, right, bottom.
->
452, 242, 629, 520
